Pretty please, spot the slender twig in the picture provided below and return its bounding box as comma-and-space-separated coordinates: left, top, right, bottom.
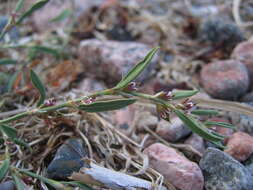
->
0, 89, 177, 125
0, 108, 28, 118
0, 89, 113, 124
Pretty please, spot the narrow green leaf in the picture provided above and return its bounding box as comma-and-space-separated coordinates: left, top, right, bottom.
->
50, 9, 72, 22
0, 58, 17, 65
210, 131, 227, 138
7, 71, 19, 92
20, 170, 67, 190
12, 173, 26, 190
30, 69, 46, 107
17, 0, 50, 25
0, 125, 17, 139
172, 90, 198, 100
174, 110, 223, 142
191, 109, 219, 116
30, 45, 61, 58
15, 0, 25, 12
0, 158, 10, 181
62, 181, 94, 190
114, 47, 159, 89
204, 121, 236, 129
78, 98, 136, 112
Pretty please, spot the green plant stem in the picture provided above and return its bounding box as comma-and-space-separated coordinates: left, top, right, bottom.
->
117, 91, 176, 110
16, 168, 70, 190
0, 89, 176, 125
0, 89, 113, 124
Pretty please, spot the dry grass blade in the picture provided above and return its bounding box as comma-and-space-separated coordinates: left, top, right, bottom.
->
91, 113, 141, 147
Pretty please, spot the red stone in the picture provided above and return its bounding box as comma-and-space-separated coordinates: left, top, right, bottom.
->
225, 132, 253, 161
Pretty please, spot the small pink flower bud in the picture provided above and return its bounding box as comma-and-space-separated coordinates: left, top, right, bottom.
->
83, 97, 96, 104
123, 82, 138, 92
157, 105, 171, 121
181, 98, 196, 110
44, 98, 57, 107
159, 91, 173, 100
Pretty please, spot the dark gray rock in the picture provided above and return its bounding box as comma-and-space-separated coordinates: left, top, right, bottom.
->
228, 102, 253, 136
0, 181, 15, 190
241, 92, 253, 102
244, 154, 253, 176
199, 18, 244, 51
47, 138, 88, 179
200, 147, 253, 190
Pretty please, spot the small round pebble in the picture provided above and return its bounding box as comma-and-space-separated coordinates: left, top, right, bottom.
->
225, 132, 253, 161
200, 60, 250, 100
199, 18, 244, 50
232, 41, 253, 83
156, 117, 191, 142
200, 148, 253, 190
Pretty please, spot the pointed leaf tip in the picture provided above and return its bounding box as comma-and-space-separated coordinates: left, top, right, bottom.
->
172, 89, 199, 100
17, 0, 49, 25
114, 47, 159, 90
0, 158, 10, 181
30, 69, 46, 107
0, 125, 17, 139
174, 110, 224, 142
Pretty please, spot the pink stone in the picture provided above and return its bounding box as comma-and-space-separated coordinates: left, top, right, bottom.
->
200, 60, 249, 100
29, 0, 72, 32
232, 41, 253, 82
78, 39, 158, 85
112, 106, 136, 134
144, 143, 204, 190
225, 132, 253, 161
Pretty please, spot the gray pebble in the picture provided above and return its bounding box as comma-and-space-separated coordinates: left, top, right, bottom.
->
200, 147, 253, 190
